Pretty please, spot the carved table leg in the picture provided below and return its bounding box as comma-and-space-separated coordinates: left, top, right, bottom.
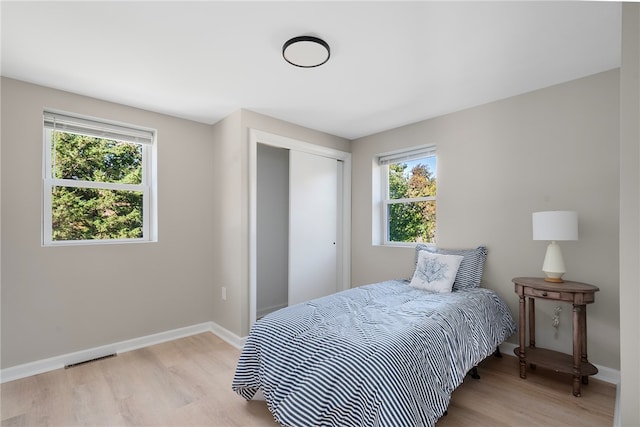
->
572, 304, 582, 397
580, 304, 589, 385
518, 293, 526, 379
528, 298, 536, 369
529, 297, 536, 348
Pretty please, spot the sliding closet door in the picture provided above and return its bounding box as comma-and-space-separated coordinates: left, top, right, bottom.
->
289, 150, 338, 306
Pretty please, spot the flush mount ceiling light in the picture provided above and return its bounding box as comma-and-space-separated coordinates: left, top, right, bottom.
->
282, 36, 330, 68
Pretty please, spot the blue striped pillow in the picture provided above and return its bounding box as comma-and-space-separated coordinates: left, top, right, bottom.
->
414, 245, 488, 290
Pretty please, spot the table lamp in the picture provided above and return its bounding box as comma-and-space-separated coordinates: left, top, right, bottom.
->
532, 211, 578, 283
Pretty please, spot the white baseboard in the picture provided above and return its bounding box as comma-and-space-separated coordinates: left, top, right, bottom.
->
0, 321, 246, 384
211, 322, 247, 349
613, 382, 621, 427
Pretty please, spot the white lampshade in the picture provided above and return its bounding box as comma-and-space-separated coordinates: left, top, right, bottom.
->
532, 211, 578, 283
532, 211, 578, 241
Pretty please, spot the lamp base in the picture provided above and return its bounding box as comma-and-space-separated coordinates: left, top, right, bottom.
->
541, 242, 566, 284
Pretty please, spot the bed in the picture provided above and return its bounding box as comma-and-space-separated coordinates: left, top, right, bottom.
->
232, 246, 516, 427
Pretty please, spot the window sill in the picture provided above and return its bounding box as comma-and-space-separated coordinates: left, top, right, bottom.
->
42, 239, 157, 247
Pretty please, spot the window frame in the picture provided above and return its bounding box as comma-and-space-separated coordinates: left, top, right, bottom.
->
42, 110, 157, 246
378, 145, 437, 247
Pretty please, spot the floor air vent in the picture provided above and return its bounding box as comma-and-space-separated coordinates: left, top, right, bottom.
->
65, 353, 117, 369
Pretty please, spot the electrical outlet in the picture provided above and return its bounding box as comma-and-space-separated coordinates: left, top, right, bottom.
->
221, 287, 227, 301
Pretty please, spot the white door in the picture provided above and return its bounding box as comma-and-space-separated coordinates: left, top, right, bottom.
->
288, 150, 338, 306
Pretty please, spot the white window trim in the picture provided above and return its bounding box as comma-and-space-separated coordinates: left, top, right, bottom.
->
42, 111, 157, 246
375, 145, 437, 247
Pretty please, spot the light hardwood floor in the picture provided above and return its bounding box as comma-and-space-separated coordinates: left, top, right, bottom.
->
1, 332, 615, 426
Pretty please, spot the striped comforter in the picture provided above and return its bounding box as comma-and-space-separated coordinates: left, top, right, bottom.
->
232, 280, 516, 427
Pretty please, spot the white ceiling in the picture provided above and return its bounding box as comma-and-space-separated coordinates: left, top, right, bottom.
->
1, 1, 622, 140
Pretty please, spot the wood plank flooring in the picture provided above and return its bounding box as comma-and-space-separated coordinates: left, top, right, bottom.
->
1, 332, 615, 426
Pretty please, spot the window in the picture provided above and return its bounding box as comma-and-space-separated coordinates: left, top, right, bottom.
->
42, 111, 156, 245
379, 146, 437, 245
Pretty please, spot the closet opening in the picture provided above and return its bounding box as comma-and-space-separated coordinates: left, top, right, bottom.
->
248, 129, 351, 329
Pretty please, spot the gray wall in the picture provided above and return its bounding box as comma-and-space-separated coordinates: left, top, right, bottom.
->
256, 144, 289, 317
351, 70, 620, 371
1, 78, 217, 368
619, 3, 640, 425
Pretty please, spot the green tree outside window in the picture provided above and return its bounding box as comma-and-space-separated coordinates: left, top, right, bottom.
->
387, 161, 436, 243
50, 132, 143, 241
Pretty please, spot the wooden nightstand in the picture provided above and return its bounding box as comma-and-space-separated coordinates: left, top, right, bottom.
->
512, 277, 599, 397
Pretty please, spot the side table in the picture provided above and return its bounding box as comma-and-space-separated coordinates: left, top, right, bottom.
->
512, 277, 599, 397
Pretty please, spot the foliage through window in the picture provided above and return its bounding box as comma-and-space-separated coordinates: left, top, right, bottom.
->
43, 111, 155, 245
381, 146, 436, 245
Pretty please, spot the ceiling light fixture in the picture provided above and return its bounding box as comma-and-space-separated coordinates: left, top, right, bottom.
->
282, 36, 330, 68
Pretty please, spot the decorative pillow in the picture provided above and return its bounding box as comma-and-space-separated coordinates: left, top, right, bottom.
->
410, 251, 464, 293
414, 244, 488, 290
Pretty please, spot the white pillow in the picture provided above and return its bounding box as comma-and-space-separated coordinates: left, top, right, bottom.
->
410, 251, 464, 293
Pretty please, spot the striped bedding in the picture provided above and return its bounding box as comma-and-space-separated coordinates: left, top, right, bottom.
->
232, 279, 516, 427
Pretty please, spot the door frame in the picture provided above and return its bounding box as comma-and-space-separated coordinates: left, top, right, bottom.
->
248, 129, 351, 329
